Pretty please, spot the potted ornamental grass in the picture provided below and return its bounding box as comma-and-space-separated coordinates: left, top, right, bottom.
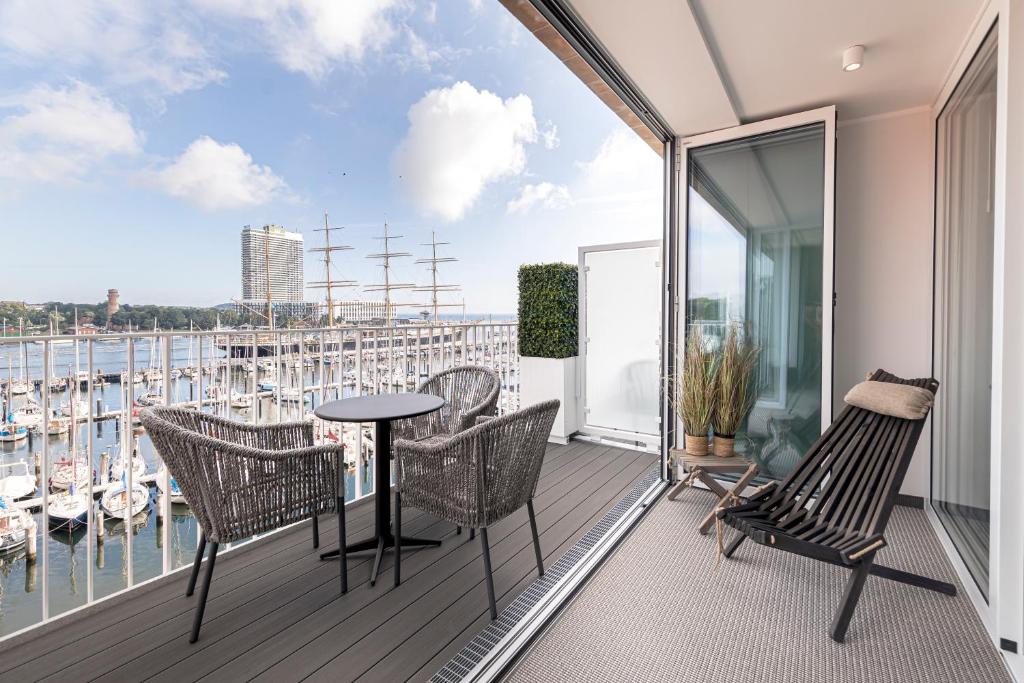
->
711, 325, 761, 457
673, 330, 718, 456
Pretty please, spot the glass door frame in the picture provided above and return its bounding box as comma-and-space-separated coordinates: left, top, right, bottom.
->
925, 7, 1014, 670
671, 105, 837, 467
929, 18, 998, 610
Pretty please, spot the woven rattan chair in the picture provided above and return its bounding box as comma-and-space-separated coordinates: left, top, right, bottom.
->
392, 399, 560, 619
391, 365, 500, 443
141, 407, 347, 643
717, 369, 952, 642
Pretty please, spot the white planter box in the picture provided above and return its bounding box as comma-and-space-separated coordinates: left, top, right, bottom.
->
519, 355, 579, 444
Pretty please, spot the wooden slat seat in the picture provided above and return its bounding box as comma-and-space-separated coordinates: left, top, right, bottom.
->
718, 369, 955, 642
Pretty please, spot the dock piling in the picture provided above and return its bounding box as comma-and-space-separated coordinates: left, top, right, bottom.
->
26, 520, 37, 561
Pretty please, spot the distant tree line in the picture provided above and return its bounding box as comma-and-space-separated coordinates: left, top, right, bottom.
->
0, 300, 253, 333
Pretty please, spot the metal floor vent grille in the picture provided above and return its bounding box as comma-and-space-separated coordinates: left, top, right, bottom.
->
431, 466, 661, 683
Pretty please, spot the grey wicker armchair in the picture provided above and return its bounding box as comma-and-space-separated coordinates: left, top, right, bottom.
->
141, 407, 347, 643
391, 365, 501, 442
392, 399, 560, 619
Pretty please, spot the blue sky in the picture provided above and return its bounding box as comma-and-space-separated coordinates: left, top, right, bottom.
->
0, 0, 662, 314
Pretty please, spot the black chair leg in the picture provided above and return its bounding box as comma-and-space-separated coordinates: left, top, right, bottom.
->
186, 532, 206, 597
394, 490, 402, 587
470, 528, 475, 540
312, 513, 319, 549
831, 555, 874, 643
456, 525, 462, 535
723, 532, 745, 559
190, 541, 219, 643
338, 493, 347, 595
480, 528, 497, 620
527, 499, 544, 577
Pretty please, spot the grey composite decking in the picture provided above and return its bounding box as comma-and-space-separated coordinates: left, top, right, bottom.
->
0, 441, 657, 683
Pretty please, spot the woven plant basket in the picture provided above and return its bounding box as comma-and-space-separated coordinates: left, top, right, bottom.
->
685, 433, 709, 456
713, 433, 736, 457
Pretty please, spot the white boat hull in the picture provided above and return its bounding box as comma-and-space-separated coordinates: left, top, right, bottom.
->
50, 460, 91, 491
100, 484, 150, 520
47, 492, 90, 528
0, 425, 28, 442
0, 506, 31, 553
156, 466, 187, 505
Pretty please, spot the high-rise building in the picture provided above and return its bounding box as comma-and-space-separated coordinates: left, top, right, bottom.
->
241, 225, 304, 302
240, 225, 313, 318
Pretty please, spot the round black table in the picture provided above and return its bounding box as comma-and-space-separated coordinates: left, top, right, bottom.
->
315, 393, 445, 586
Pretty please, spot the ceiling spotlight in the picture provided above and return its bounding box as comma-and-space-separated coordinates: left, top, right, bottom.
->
843, 45, 865, 72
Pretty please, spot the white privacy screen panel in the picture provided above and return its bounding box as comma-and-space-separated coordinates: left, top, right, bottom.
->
582, 244, 661, 440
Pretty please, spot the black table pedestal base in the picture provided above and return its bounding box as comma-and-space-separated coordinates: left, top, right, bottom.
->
312, 400, 448, 588
320, 533, 441, 585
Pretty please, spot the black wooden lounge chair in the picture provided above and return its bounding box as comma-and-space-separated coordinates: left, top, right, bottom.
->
717, 369, 954, 643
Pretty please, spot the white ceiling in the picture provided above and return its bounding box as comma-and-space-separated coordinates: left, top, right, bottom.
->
568, 0, 738, 136
569, 0, 987, 135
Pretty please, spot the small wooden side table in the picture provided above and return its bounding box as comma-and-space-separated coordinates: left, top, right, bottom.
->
667, 449, 760, 535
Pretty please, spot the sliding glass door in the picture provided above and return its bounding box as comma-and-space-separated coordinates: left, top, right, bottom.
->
682, 108, 834, 479
932, 26, 997, 599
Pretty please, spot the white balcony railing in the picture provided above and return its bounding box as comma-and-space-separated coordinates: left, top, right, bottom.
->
0, 322, 518, 638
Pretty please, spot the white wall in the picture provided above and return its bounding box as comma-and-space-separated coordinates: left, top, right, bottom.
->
834, 107, 935, 497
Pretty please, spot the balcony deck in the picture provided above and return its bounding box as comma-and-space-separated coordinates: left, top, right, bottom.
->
506, 487, 1011, 683
0, 440, 657, 683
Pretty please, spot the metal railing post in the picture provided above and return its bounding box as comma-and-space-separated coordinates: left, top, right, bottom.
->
86, 339, 95, 603
299, 332, 305, 419
251, 333, 258, 426
41, 341, 50, 620
125, 337, 134, 586
161, 335, 172, 573
275, 334, 283, 423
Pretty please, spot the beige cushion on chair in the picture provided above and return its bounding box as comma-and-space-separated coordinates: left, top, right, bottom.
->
844, 381, 934, 420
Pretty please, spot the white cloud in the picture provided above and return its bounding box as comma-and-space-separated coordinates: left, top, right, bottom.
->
424, 2, 438, 23
0, 1, 225, 96
541, 121, 559, 150
0, 81, 142, 183
194, 0, 399, 80
575, 128, 662, 212
153, 136, 291, 210
404, 29, 440, 70
395, 81, 538, 222
507, 182, 571, 215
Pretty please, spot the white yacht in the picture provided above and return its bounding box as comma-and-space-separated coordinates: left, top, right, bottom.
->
0, 461, 36, 499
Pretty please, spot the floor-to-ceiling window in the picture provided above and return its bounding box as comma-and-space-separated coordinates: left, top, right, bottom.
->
685, 121, 827, 479
933, 26, 998, 599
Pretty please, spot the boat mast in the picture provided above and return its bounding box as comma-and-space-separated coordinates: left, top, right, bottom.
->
414, 230, 460, 322
308, 210, 356, 327
18, 317, 25, 382
73, 307, 81, 381
365, 220, 414, 327
263, 229, 274, 330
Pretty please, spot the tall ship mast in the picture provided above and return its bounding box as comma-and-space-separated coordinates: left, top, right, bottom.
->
307, 210, 356, 327
414, 231, 461, 322
364, 221, 415, 327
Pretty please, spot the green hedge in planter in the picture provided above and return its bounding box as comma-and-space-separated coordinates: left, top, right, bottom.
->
518, 263, 578, 359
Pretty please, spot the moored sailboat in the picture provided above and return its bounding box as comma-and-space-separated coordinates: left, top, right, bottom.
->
100, 475, 149, 520
47, 485, 90, 529
0, 460, 35, 499
0, 497, 31, 553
